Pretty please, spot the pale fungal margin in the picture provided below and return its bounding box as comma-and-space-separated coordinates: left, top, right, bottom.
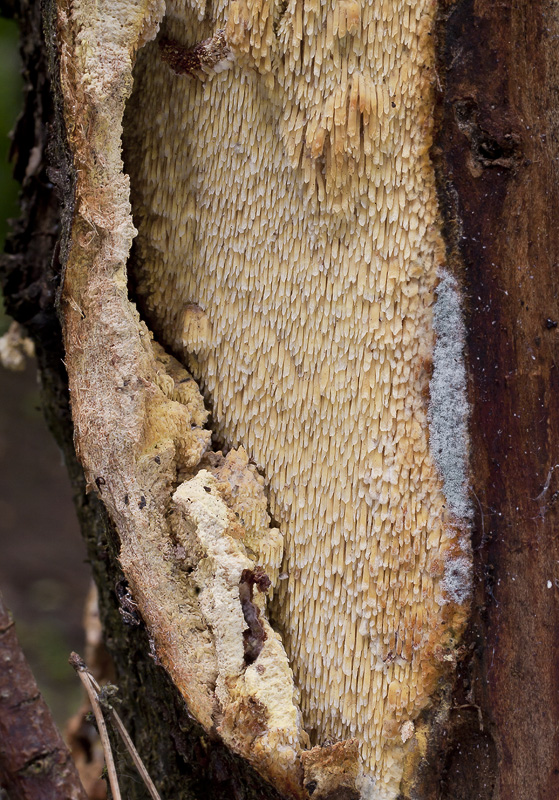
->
428, 271, 471, 522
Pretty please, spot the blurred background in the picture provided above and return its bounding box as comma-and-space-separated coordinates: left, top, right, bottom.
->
0, 17, 91, 726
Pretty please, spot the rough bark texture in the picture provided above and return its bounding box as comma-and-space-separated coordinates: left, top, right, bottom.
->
0, 594, 87, 800
0, 2, 287, 798
432, 1, 559, 798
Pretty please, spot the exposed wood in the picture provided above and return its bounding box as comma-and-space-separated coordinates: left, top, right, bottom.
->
123, 0, 472, 794
0, 593, 87, 800
49, 0, 475, 794
0, 2, 294, 798
435, 1, 559, 797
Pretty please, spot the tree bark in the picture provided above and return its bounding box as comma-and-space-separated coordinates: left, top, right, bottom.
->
430, 2, 559, 797
0, 594, 87, 800
2, 0, 559, 799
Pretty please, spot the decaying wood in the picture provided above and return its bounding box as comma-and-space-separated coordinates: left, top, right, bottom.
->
123, 2, 472, 794
431, 1, 559, 797
51, 0, 473, 794
4, 0, 559, 797
0, 594, 87, 800
5, 0, 470, 795
0, 1, 296, 798
54, 0, 310, 795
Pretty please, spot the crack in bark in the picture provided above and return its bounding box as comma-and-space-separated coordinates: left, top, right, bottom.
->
9, 693, 42, 711
17, 748, 58, 775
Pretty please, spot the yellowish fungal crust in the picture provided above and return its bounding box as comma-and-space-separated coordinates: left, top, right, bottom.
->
55, 0, 471, 793
201, 448, 285, 590
124, 0, 470, 795
173, 471, 307, 789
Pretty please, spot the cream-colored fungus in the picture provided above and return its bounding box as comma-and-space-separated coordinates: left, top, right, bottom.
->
123, 0, 470, 795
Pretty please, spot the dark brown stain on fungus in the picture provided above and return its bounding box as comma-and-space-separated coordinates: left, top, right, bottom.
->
159, 30, 230, 78
239, 567, 271, 665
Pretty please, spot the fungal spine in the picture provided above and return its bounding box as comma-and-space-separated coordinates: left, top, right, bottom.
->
124, 0, 471, 795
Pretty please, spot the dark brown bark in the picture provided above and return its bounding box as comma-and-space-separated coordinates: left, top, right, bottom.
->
0, 594, 87, 800
433, 1, 559, 798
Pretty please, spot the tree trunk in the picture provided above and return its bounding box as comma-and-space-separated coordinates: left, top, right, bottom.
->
430, 2, 559, 797
1, 0, 558, 799
0, 594, 87, 800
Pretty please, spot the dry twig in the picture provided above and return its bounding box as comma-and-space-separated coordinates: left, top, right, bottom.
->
69, 652, 162, 800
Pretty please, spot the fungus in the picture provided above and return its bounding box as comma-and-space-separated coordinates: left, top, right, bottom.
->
120, 0, 471, 795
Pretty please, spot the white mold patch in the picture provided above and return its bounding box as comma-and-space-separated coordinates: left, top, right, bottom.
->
429, 271, 471, 522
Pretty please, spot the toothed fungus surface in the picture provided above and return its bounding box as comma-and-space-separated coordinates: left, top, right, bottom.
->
124, 0, 471, 794
57, 0, 471, 794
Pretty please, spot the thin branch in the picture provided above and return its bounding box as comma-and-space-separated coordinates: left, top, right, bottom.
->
69, 652, 162, 800
0, 593, 88, 800
69, 652, 122, 800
